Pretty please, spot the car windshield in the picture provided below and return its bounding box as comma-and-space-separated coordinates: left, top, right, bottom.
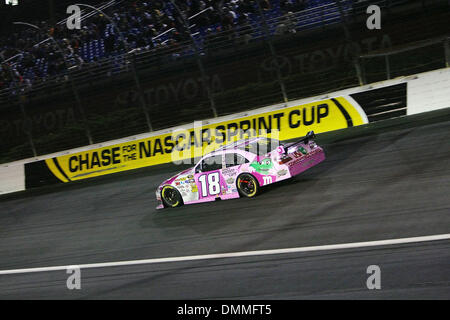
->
239, 138, 280, 155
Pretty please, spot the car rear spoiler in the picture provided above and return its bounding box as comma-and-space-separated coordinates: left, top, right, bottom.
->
302, 131, 316, 142
282, 131, 316, 153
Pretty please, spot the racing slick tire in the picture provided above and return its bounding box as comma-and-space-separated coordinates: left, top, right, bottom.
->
161, 185, 184, 208
237, 173, 260, 198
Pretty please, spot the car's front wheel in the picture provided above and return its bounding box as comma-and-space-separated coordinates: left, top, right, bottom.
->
237, 173, 259, 198
161, 185, 183, 208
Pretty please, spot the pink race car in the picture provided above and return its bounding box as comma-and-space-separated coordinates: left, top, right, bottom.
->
156, 131, 325, 209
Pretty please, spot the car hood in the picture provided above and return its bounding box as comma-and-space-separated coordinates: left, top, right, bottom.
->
160, 167, 195, 186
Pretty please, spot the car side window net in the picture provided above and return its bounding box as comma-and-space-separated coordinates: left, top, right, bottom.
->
225, 153, 249, 168
198, 155, 223, 172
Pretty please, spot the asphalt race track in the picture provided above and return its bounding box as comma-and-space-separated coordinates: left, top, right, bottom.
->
0, 111, 449, 299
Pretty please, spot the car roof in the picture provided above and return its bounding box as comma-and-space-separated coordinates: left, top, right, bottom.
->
204, 136, 273, 157
214, 137, 264, 151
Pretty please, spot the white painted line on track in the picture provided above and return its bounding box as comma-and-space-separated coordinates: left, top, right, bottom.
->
1, 233, 449, 275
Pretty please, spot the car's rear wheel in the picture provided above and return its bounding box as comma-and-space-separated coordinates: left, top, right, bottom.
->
161, 186, 183, 208
237, 173, 259, 198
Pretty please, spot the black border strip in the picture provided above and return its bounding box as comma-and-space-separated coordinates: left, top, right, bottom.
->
331, 98, 353, 127
52, 158, 71, 182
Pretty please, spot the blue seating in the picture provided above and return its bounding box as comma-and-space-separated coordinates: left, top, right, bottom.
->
9, 0, 350, 84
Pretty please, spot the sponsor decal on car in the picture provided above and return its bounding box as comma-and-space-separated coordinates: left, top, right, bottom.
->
222, 167, 237, 176
278, 156, 292, 164
250, 158, 273, 174
301, 158, 317, 167
262, 176, 273, 185
288, 148, 321, 167
297, 146, 308, 155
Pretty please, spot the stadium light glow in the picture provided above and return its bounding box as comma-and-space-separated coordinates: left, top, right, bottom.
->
5, 0, 19, 5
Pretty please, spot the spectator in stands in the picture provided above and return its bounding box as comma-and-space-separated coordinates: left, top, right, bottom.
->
274, 11, 297, 35
259, 0, 272, 11
234, 13, 254, 45
0, 0, 316, 93
280, 0, 308, 14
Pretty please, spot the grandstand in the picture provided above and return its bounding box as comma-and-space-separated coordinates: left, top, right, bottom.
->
0, 0, 449, 163
0, 0, 384, 90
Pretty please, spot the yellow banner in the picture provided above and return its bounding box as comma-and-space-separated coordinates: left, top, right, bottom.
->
46, 96, 367, 182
